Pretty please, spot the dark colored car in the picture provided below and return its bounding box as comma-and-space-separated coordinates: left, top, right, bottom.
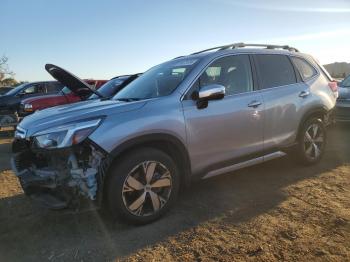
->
335, 75, 350, 122
0, 86, 14, 95
0, 81, 64, 126
0, 81, 64, 112
19, 78, 107, 117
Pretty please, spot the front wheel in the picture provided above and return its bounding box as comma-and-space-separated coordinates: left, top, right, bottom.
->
106, 148, 180, 224
296, 118, 326, 165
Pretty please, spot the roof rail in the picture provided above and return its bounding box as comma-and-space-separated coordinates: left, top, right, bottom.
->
191, 42, 299, 55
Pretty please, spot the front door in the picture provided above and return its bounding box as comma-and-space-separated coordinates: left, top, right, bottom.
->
181, 54, 264, 175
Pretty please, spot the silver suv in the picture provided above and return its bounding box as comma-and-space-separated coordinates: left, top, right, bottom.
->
12, 43, 338, 224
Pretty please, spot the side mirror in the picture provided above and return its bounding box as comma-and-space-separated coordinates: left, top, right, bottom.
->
192, 84, 225, 109
199, 84, 225, 100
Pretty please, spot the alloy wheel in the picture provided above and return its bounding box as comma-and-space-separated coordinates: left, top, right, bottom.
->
121, 161, 172, 217
303, 123, 324, 160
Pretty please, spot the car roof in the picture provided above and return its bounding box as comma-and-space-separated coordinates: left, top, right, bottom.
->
23, 81, 59, 85
177, 48, 310, 62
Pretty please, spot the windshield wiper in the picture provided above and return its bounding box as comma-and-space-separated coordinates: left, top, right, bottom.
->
116, 98, 141, 102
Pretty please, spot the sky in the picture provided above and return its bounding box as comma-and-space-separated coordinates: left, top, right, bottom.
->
1, 0, 350, 82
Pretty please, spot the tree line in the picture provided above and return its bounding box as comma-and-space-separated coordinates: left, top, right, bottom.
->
0, 55, 19, 87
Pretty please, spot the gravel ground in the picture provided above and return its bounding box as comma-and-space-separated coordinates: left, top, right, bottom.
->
0, 125, 349, 261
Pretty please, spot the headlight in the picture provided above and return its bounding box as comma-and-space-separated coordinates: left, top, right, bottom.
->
24, 104, 33, 112
33, 118, 102, 149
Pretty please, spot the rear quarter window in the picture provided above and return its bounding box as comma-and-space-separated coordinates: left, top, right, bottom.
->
255, 54, 297, 89
291, 57, 317, 81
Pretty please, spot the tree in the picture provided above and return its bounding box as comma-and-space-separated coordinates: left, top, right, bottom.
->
0, 55, 14, 79
0, 78, 18, 86
0, 55, 15, 86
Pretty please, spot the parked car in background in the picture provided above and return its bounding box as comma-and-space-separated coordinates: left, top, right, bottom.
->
335, 75, 350, 122
12, 43, 338, 224
87, 74, 141, 100
19, 76, 107, 117
0, 81, 63, 127
0, 86, 14, 95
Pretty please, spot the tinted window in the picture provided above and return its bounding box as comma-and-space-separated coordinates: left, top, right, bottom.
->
198, 55, 253, 96
291, 57, 317, 80
255, 55, 296, 89
36, 84, 46, 93
46, 82, 63, 93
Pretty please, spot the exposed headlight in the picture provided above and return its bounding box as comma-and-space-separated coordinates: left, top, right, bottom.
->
24, 103, 33, 112
33, 118, 102, 149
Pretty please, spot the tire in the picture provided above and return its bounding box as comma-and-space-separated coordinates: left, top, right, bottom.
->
106, 148, 180, 225
295, 118, 327, 165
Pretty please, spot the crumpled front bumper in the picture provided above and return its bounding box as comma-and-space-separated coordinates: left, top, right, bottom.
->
11, 138, 108, 210
11, 152, 73, 209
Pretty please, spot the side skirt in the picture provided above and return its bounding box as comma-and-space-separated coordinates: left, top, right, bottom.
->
202, 151, 286, 179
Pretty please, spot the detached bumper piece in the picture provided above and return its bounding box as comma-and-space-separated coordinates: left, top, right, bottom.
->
11, 138, 107, 210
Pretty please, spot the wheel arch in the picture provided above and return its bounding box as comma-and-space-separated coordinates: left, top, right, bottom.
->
108, 133, 192, 188
297, 106, 328, 140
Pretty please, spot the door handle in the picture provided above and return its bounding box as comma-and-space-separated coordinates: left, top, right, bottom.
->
299, 91, 310, 98
248, 101, 262, 108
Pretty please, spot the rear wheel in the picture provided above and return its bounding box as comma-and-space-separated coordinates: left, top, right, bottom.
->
296, 118, 326, 165
106, 148, 180, 224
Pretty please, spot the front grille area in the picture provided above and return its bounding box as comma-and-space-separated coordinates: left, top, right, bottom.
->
12, 138, 30, 153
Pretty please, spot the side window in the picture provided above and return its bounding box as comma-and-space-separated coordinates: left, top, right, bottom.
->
198, 55, 253, 96
36, 84, 46, 93
291, 57, 317, 80
46, 82, 63, 93
255, 54, 296, 89
23, 85, 37, 94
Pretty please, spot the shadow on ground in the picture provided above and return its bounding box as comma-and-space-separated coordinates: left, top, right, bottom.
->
0, 125, 349, 261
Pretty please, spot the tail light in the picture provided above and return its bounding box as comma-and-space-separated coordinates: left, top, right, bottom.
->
328, 81, 338, 92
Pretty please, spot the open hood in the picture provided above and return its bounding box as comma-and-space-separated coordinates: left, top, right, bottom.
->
45, 64, 103, 98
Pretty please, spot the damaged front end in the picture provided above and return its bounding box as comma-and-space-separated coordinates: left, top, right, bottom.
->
12, 130, 109, 210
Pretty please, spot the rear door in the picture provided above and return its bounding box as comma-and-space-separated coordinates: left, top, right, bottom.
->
253, 54, 307, 150
182, 54, 264, 175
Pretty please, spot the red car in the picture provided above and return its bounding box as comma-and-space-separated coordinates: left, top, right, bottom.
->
19, 78, 107, 117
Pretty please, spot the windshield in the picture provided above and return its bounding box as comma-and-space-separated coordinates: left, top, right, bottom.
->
5, 83, 27, 96
89, 77, 128, 99
342, 75, 350, 87
113, 58, 199, 101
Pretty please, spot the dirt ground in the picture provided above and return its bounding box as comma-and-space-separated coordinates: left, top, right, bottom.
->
0, 125, 349, 262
